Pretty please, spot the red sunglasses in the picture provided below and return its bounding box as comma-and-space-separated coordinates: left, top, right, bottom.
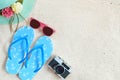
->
30, 18, 55, 36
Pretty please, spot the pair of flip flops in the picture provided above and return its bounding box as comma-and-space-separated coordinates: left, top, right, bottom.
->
5, 26, 53, 80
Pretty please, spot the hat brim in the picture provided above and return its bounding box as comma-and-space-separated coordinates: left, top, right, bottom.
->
0, 0, 36, 24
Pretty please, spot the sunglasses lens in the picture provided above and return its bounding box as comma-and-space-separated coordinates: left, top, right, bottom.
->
30, 19, 40, 29
43, 26, 54, 36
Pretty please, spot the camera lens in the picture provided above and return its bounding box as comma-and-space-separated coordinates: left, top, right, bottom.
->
55, 65, 65, 74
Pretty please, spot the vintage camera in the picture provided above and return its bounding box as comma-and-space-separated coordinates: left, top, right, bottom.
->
48, 56, 71, 79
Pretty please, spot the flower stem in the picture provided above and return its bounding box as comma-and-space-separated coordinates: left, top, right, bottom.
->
14, 14, 20, 32
9, 15, 15, 32
18, 13, 28, 25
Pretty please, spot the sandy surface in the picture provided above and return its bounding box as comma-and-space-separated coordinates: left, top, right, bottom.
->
0, 0, 120, 80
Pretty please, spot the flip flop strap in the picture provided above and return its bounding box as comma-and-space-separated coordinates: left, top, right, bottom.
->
8, 35, 29, 64
25, 44, 44, 73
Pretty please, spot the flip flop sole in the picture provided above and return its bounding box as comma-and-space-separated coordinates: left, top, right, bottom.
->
19, 36, 53, 80
6, 26, 34, 74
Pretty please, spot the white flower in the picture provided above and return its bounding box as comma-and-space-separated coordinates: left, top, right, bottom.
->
11, 2, 23, 14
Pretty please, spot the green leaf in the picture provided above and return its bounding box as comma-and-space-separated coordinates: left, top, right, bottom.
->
17, 0, 23, 4
0, 10, 2, 15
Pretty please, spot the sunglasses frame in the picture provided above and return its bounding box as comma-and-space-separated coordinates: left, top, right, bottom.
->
30, 17, 55, 36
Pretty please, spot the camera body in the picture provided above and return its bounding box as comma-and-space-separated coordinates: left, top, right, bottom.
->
48, 56, 71, 79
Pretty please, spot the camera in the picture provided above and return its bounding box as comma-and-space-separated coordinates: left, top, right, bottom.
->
48, 56, 71, 79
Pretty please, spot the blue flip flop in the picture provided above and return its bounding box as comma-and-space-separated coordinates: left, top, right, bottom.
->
19, 36, 53, 80
5, 26, 34, 74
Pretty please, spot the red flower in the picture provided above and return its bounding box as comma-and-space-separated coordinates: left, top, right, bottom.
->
2, 7, 14, 18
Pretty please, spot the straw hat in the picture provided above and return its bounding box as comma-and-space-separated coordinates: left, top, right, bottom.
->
0, 0, 36, 24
